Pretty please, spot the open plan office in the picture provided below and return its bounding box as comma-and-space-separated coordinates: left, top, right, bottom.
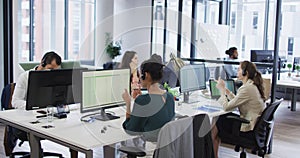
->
1, 0, 300, 158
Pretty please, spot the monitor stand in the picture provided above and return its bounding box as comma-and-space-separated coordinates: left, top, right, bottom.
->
183, 92, 199, 104
92, 108, 120, 121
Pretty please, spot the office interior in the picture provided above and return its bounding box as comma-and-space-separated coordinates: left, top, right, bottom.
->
1, 0, 300, 157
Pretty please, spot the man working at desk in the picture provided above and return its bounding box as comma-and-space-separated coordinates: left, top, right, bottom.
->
11, 51, 78, 158
12, 51, 62, 109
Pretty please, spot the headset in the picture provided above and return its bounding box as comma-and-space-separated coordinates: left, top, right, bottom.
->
242, 62, 249, 76
141, 69, 146, 80
41, 57, 47, 67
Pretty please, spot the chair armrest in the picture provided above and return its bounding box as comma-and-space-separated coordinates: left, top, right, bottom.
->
226, 115, 250, 124
119, 146, 146, 157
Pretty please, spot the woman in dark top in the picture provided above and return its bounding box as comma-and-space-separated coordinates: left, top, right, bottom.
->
122, 58, 175, 141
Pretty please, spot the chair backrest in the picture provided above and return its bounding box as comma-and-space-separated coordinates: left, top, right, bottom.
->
1, 83, 16, 110
154, 114, 214, 158
253, 99, 283, 148
214, 66, 228, 80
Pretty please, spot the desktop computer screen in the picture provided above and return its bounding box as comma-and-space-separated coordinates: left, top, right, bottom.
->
250, 50, 273, 62
209, 79, 236, 99
81, 69, 130, 121
180, 64, 206, 93
180, 64, 206, 103
26, 68, 88, 110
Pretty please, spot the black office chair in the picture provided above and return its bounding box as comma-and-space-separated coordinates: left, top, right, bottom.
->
1, 83, 64, 158
119, 114, 214, 158
220, 99, 283, 158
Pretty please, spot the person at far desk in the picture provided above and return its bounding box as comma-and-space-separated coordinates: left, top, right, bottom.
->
119, 50, 141, 99
122, 58, 175, 142
211, 61, 266, 158
11, 51, 78, 158
224, 47, 239, 78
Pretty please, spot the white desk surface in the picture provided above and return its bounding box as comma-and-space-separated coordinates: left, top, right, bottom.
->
263, 73, 300, 88
0, 106, 135, 150
175, 91, 227, 118
0, 95, 227, 156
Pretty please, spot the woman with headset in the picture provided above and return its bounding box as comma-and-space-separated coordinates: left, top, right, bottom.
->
122, 58, 175, 142
211, 61, 266, 158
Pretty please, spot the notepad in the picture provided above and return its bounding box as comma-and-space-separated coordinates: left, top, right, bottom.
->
196, 105, 222, 113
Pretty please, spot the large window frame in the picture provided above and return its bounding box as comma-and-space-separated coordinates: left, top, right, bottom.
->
15, 0, 96, 65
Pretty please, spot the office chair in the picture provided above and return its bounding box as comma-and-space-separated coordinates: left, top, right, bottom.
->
220, 99, 283, 158
1, 83, 64, 158
119, 114, 214, 158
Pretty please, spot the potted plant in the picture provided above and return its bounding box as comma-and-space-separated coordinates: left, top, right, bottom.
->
105, 33, 122, 59
296, 65, 300, 77
287, 63, 292, 77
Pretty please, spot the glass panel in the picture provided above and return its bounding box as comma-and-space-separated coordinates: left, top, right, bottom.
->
166, 0, 179, 62
195, 1, 222, 59
206, 1, 220, 25
15, 0, 30, 62
152, 0, 165, 59
68, 0, 95, 61
33, 0, 65, 61
181, 0, 192, 58
229, 0, 266, 60
278, 1, 300, 63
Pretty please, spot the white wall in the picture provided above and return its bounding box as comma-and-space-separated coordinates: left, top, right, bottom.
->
114, 0, 152, 65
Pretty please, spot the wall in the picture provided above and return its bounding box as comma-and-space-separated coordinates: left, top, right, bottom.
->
114, 0, 152, 65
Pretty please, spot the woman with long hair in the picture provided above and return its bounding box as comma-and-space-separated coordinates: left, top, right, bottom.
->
119, 51, 140, 98
212, 61, 266, 158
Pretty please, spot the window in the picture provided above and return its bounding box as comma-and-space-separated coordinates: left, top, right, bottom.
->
252, 11, 258, 30
229, 0, 266, 60
68, 0, 95, 60
152, 0, 165, 60
14, 0, 96, 63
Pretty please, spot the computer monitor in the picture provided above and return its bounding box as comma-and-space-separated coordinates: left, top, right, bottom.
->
180, 64, 206, 103
250, 50, 273, 62
81, 69, 130, 121
209, 79, 236, 99
26, 68, 88, 110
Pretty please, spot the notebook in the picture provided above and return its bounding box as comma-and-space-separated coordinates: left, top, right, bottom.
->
209, 79, 236, 99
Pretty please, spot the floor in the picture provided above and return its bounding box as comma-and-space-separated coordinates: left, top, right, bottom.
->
0, 100, 299, 158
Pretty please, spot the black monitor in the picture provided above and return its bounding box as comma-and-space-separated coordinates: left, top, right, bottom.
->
180, 64, 206, 103
26, 68, 87, 110
250, 50, 274, 62
81, 69, 130, 121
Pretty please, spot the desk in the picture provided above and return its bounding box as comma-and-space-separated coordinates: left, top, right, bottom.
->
276, 80, 300, 111
175, 91, 229, 123
0, 106, 136, 158
263, 73, 300, 111
0, 95, 226, 158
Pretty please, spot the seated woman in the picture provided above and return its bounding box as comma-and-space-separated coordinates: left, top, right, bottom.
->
119, 51, 141, 98
122, 58, 175, 142
212, 61, 266, 158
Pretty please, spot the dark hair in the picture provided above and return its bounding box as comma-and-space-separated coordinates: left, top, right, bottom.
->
119, 51, 137, 69
150, 54, 163, 64
41, 51, 62, 67
240, 61, 265, 101
141, 59, 164, 82
225, 47, 237, 57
